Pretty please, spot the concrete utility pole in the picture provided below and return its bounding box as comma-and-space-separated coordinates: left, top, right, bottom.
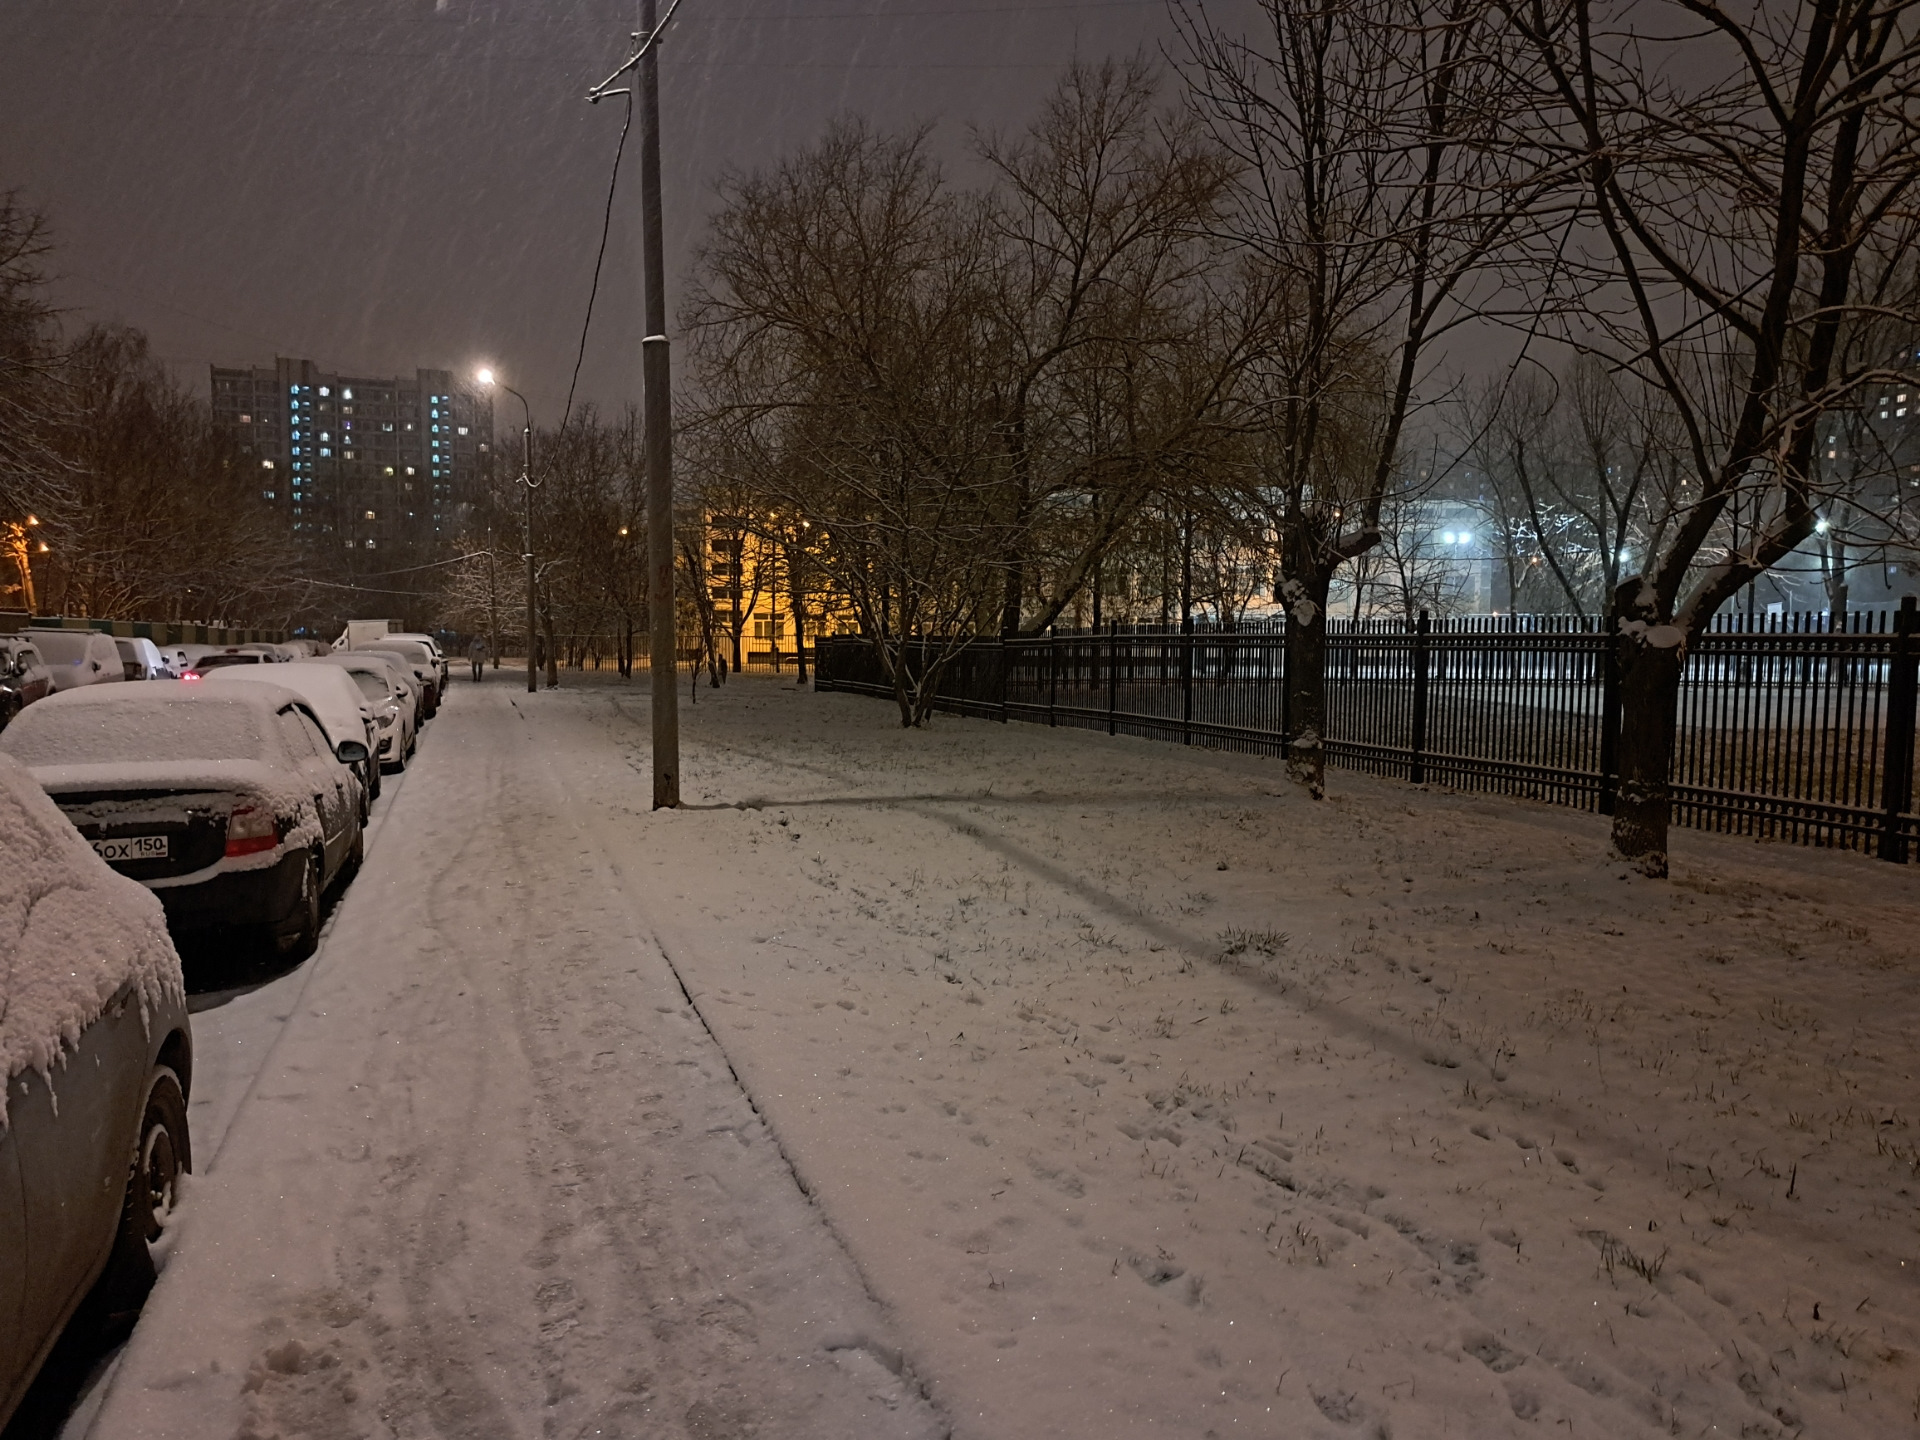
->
589, 0, 683, 807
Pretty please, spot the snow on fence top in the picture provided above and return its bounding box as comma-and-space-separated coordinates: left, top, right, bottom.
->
0, 754, 184, 1123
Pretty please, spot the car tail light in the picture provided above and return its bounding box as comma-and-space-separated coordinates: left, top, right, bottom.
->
225, 802, 278, 857
182, 670, 203, 681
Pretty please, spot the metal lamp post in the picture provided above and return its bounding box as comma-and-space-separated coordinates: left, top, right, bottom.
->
477, 370, 539, 694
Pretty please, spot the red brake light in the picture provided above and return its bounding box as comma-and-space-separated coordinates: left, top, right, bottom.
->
224, 803, 279, 857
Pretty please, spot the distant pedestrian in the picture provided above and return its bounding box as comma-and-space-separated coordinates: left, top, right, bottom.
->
469, 635, 487, 682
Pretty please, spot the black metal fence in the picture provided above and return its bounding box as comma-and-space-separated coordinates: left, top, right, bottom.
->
814, 601, 1920, 862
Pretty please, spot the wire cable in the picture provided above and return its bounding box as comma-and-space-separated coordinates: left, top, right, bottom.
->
563, 88, 634, 434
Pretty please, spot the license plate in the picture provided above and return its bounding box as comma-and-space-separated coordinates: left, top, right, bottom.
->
93, 834, 169, 862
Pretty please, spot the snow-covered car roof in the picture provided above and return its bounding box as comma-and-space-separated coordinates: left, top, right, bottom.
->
0, 753, 184, 1122
360, 641, 436, 677
30, 630, 115, 662
0, 678, 300, 770
207, 663, 371, 756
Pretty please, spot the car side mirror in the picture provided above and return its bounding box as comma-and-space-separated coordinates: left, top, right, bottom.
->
336, 740, 370, 764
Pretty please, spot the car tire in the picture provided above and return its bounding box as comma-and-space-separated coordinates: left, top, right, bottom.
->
276, 851, 322, 959
129, 1067, 191, 1241
95, 1066, 192, 1330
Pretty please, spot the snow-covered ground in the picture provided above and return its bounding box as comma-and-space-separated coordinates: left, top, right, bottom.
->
76, 672, 1920, 1439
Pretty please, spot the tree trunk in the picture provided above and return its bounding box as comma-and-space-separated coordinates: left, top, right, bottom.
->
789, 554, 809, 685
1281, 562, 1333, 798
1609, 579, 1682, 877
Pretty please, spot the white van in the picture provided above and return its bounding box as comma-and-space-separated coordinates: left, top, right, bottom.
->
32, 631, 127, 693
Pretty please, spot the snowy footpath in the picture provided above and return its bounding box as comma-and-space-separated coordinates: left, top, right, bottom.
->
80, 674, 1920, 1439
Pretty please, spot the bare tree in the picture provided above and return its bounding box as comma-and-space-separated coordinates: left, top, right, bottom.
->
1174, 0, 1552, 795
1497, 0, 1920, 873
685, 120, 1014, 725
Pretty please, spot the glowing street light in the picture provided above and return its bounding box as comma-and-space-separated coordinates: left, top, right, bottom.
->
477, 367, 541, 694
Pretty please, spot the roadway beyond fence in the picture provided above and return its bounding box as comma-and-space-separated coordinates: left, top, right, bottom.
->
815, 602, 1920, 862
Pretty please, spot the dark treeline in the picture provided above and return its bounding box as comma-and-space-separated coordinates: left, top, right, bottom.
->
0, 194, 303, 627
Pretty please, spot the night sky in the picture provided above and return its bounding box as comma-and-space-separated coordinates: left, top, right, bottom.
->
2, 0, 1183, 423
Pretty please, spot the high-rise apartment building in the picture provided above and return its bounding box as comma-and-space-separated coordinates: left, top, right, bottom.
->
210, 359, 493, 557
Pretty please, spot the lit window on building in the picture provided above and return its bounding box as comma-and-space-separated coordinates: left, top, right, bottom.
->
342, 388, 353, 400
320, 447, 331, 458
366, 539, 376, 549
240, 413, 252, 424
319, 386, 330, 396
263, 490, 275, 500
457, 426, 468, 435
262, 459, 275, 469
364, 510, 376, 520
344, 450, 355, 460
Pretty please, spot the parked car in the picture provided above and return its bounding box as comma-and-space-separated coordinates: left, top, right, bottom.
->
387, 633, 450, 693
359, 640, 441, 719
32, 631, 128, 693
317, 652, 416, 770
113, 637, 174, 681
178, 645, 274, 676
0, 638, 54, 729
0, 754, 193, 1432
0, 683, 367, 957
207, 662, 381, 806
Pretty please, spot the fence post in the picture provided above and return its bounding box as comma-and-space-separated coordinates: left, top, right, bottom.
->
1048, 626, 1058, 727
1410, 610, 1430, 784
1108, 621, 1119, 736
1598, 611, 1621, 815
999, 636, 1010, 724
1181, 623, 1195, 745
1878, 595, 1918, 863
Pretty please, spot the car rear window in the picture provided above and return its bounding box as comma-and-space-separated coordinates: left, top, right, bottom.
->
0, 695, 275, 766
191, 652, 262, 671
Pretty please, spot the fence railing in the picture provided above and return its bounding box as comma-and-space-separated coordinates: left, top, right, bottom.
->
814, 601, 1920, 862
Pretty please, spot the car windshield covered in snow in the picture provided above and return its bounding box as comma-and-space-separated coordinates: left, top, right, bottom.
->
346, 671, 390, 702
0, 688, 276, 767
367, 641, 433, 668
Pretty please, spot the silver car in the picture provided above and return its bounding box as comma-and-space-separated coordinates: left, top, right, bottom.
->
0, 755, 193, 1430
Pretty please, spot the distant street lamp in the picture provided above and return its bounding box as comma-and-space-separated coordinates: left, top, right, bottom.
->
4, 515, 41, 613
477, 369, 540, 694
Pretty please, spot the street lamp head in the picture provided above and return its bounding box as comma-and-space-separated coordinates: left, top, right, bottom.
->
476, 368, 496, 387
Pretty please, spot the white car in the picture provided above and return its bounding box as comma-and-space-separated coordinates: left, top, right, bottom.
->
32, 631, 128, 693
0, 683, 367, 957
357, 640, 441, 719
317, 652, 416, 771
114, 637, 174, 681
207, 662, 381, 807
178, 644, 279, 677
387, 633, 450, 693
